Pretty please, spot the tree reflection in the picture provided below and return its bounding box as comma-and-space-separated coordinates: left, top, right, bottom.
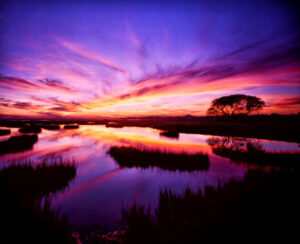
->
207, 136, 300, 167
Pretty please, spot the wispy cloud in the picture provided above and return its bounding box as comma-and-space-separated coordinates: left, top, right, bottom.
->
0, 75, 88, 95
271, 97, 300, 108
1, 0, 299, 117
0, 101, 44, 110
37, 78, 84, 93
58, 39, 127, 74
0, 75, 39, 91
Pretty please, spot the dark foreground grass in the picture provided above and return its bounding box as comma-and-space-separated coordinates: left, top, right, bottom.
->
0, 134, 38, 156
0, 161, 77, 244
1, 162, 77, 198
121, 169, 300, 243
108, 146, 210, 172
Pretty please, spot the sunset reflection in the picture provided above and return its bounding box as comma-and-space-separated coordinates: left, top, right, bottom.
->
1, 125, 299, 232
0, 0, 299, 242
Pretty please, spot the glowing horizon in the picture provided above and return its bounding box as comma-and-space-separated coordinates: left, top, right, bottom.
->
0, 0, 300, 119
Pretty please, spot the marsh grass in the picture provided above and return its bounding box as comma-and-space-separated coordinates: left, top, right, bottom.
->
43, 125, 60, 130
0, 160, 77, 243
213, 147, 300, 167
0, 134, 38, 156
159, 130, 179, 139
0, 129, 10, 136
208, 136, 300, 167
64, 125, 79, 129
19, 126, 42, 133
108, 146, 210, 172
122, 169, 300, 243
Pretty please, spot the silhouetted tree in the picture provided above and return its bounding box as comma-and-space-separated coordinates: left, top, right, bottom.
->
207, 94, 265, 116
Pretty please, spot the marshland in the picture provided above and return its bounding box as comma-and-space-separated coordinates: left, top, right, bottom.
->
0, 119, 299, 243
1, 0, 300, 242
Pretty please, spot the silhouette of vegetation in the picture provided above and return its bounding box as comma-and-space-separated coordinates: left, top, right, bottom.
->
0, 114, 299, 143
0, 162, 76, 198
152, 115, 300, 143
207, 136, 300, 167
0, 161, 77, 243
159, 130, 179, 139
207, 94, 265, 116
121, 169, 300, 243
108, 146, 210, 172
0, 129, 10, 136
0, 120, 27, 128
0, 134, 38, 156
64, 124, 79, 129
19, 125, 42, 133
43, 125, 60, 130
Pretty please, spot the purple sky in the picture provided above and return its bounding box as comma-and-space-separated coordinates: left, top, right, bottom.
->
0, 0, 300, 118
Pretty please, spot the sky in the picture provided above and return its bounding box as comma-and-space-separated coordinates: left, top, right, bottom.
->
0, 0, 300, 119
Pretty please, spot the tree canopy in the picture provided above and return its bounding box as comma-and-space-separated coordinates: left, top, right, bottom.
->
207, 94, 265, 116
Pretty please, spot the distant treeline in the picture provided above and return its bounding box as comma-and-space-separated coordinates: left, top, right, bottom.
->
0, 113, 299, 142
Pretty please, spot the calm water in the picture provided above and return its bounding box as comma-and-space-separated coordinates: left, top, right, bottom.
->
0, 125, 299, 232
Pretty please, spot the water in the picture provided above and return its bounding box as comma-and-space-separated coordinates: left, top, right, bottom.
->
0, 125, 299, 232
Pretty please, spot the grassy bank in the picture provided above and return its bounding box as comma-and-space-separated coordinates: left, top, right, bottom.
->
120, 169, 300, 243
0, 134, 38, 156
207, 136, 300, 167
0, 129, 10, 136
108, 146, 210, 172
0, 161, 77, 244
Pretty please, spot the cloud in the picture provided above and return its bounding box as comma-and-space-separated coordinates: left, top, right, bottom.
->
31, 96, 84, 113
0, 101, 44, 110
271, 97, 300, 107
0, 97, 11, 103
59, 39, 127, 74
1, 32, 299, 117
50, 106, 75, 112
35, 111, 63, 119
0, 75, 39, 91
125, 19, 148, 72
116, 37, 300, 101
37, 78, 83, 93
0, 75, 88, 96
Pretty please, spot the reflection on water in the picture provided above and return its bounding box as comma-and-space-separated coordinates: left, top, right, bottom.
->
207, 136, 300, 167
122, 169, 300, 243
0, 125, 299, 232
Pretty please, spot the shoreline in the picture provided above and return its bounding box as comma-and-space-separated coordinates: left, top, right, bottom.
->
1, 115, 299, 143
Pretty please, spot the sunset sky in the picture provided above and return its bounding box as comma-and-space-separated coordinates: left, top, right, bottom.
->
0, 0, 299, 119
